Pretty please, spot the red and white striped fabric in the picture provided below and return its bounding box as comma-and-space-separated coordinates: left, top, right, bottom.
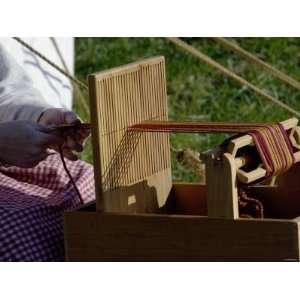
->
0, 154, 95, 261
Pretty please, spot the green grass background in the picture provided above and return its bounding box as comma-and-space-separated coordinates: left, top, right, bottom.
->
74, 37, 300, 181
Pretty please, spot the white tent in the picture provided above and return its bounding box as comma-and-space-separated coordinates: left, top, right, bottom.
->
0, 37, 74, 110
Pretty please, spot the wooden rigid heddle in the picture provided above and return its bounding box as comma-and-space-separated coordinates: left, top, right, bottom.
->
88, 57, 172, 213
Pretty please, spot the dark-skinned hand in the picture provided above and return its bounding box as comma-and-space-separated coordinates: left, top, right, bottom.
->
38, 108, 90, 161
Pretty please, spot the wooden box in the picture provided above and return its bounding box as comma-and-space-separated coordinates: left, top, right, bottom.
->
64, 183, 300, 261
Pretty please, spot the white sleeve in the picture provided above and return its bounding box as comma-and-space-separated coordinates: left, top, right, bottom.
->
0, 44, 52, 122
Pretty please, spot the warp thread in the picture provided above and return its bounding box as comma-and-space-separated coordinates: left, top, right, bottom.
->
55, 126, 85, 206
131, 121, 295, 178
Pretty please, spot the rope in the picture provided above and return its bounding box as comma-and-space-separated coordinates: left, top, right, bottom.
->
166, 37, 300, 118
13, 37, 89, 91
212, 37, 300, 92
49, 37, 90, 118
58, 145, 84, 206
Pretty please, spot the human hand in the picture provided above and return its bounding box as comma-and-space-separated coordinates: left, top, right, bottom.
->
38, 108, 90, 161
0, 120, 64, 168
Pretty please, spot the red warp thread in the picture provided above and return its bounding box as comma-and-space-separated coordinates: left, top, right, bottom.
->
131, 121, 295, 178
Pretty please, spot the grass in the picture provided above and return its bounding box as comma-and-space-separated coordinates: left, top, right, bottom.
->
74, 37, 300, 181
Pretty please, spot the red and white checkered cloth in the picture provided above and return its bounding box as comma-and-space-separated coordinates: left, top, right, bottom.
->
0, 154, 95, 261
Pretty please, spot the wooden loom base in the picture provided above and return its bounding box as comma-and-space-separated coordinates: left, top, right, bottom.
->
64, 183, 300, 262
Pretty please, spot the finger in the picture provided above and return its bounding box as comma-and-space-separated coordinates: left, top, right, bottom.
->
64, 135, 83, 152
36, 132, 64, 147
61, 128, 78, 143
70, 129, 90, 148
62, 128, 87, 150
62, 148, 78, 161
36, 151, 51, 161
63, 133, 83, 152
63, 127, 90, 139
48, 144, 59, 153
63, 111, 81, 125
36, 123, 54, 133
46, 149, 57, 156
47, 144, 72, 157
47, 152, 57, 157
72, 132, 87, 148
37, 124, 65, 136
78, 128, 91, 139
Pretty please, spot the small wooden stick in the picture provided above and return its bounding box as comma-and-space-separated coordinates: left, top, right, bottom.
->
48, 123, 91, 132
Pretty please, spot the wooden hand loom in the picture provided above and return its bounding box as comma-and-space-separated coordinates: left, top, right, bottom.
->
64, 56, 300, 261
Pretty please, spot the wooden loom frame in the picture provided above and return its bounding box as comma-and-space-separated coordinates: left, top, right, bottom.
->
64, 56, 300, 261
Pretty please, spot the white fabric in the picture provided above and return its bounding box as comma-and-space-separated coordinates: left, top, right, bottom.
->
0, 44, 52, 122
0, 37, 74, 110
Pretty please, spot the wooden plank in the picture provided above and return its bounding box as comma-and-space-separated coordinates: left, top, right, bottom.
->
64, 212, 299, 261
99, 168, 172, 213
201, 151, 239, 219
88, 57, 172, 213
88, 75, 104, 211
172, 183, 207, 215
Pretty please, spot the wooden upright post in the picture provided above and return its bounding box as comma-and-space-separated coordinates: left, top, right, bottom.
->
201, 150, 239, 219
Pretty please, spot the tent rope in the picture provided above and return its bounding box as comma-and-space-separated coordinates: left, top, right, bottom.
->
49, 37, 90, 118
13, 37, 88, 91
212, 37, 300, 92
166, 37, 300, 118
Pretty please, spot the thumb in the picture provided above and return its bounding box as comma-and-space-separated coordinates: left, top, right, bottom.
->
63, 111, 81, 125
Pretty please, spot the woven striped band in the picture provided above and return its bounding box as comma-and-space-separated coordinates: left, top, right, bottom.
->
130, 121, 295, 178
249, 124, 294, 177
